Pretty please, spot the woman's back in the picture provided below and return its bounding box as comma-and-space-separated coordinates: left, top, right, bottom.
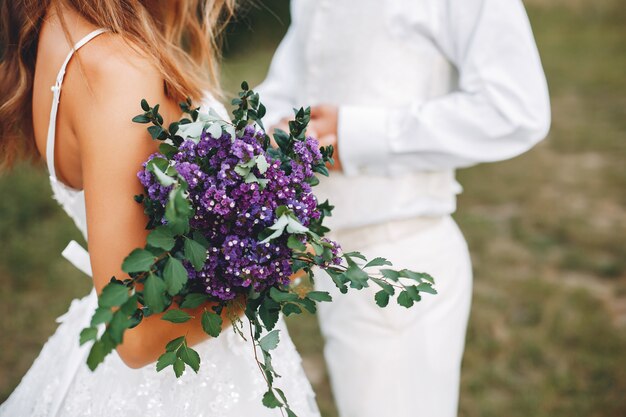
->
32, 7, 178, 192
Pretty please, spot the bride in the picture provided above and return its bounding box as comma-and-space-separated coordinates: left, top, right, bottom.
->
0, 0, 320, 416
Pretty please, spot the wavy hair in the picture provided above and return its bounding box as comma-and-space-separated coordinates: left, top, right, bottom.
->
0, 0, 235, 168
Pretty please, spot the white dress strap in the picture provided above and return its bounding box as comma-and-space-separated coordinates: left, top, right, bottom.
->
46, 28, 108, 180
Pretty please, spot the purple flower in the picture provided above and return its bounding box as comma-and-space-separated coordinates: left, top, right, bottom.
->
138, 126, 338, 300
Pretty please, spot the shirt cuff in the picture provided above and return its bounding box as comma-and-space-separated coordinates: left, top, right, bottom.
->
338, 105, 391, 176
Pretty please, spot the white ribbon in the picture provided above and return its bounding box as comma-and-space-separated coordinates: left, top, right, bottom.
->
61, 240, 93, 277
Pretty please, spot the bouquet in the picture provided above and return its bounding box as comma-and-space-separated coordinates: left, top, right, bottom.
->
80, 82, 437, 416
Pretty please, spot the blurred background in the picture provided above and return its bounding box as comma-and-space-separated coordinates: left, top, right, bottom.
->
1, 0, 625, 416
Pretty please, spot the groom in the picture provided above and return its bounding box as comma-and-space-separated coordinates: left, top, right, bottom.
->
257, 0, 550, 416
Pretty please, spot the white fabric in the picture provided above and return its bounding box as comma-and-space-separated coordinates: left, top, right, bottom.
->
0, 29, 320, 417
257, 0, 550, 229
257, 1, 549, 415
315, 216, 473, 417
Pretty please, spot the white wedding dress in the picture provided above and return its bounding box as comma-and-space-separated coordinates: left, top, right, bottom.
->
0, 29, 320, 417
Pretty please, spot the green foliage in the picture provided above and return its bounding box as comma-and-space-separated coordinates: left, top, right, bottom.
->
98, 282, 129, 308
121, 249, 155, 273
201, 311, 223, 337
183, 237, 207, 272
161, 309, 191, 323
163, 256, 188, 296
147, 227, 176, 251
144, 274, 167, 313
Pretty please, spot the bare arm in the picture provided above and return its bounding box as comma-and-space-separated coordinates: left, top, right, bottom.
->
66, 36, 236, 369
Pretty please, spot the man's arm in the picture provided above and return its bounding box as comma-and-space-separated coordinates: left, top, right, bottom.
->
331, 0, 551, 175
255, 1, 306, 129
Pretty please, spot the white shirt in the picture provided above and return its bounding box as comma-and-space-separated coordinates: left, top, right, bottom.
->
257, 0, 550, 229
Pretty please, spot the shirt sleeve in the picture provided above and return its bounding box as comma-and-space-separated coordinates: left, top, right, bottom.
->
338, 0, 551, 175
254, 1, 305, 129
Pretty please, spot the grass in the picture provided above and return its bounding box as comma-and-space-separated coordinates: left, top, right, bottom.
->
0, 0, 624, 415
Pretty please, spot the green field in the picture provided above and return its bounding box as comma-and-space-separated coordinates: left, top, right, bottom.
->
1, 1, 624, 416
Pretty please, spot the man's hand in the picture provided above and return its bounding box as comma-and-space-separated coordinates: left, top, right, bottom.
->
268, 104, 342, 171
309, 105, 338, 139
310, 105, 342, 171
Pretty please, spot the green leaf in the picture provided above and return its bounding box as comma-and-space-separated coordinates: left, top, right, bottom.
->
345, 265, 370, 289
375, 290, 390, 307
159, 142, 178, 158
287, 235, 307, 252
344, 251, 367, 261
380, 269, 401, 282
397, 290, 415, 308
365, 257, 393, 268
184, 237, 207, 272
255, 154, 269, 174
269, 287, 299, 303
260, 215, 289, 243
173, 358, 185, 377
152, 164, 176, 186
325, 269, 348, 294
259, 298, 281, 330
234, 164, 250, 177
108, 310, 131, 344
285, 216, 309, 234
147, 227, 175, 251
156, 351, 177, 372
259, 329, 280, 350
120, 294, 139, 316
282, 303, 302, 316
207, 122, 223, 139
122, 249, 155, 274
90, 307, 113, 326
201, 311, 223, 337
179, 346, 201, 373
79, 327, 98, 345
144, 274, 167, 313
86, 339, 106, 371
140, 99, 150, 111
165, 336, 186, 352
306, 291, 333, 302
163, 256, 188, 296
192, 231, 210, 248
148, 125, 165, 140
273, 129, 291, 153
295, 296, 317, 314
371, 277, 395, 295
415, 282, 438, 295
310, 241, 323, 256
262, 390, 282, 409
165, 187, 192, 235
404, 285, 423, 302
162, 309, 191, 323
180, 293, 209, 309
98, 283, 129, 308
132, 114, 150, 124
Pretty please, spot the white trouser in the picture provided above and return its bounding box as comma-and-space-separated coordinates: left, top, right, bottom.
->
315, 215, 473, 417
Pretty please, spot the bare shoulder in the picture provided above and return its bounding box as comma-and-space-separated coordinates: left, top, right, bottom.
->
65, 32, 165, 111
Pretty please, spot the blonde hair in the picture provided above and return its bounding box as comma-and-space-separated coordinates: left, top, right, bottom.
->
0, 0, 235, 168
